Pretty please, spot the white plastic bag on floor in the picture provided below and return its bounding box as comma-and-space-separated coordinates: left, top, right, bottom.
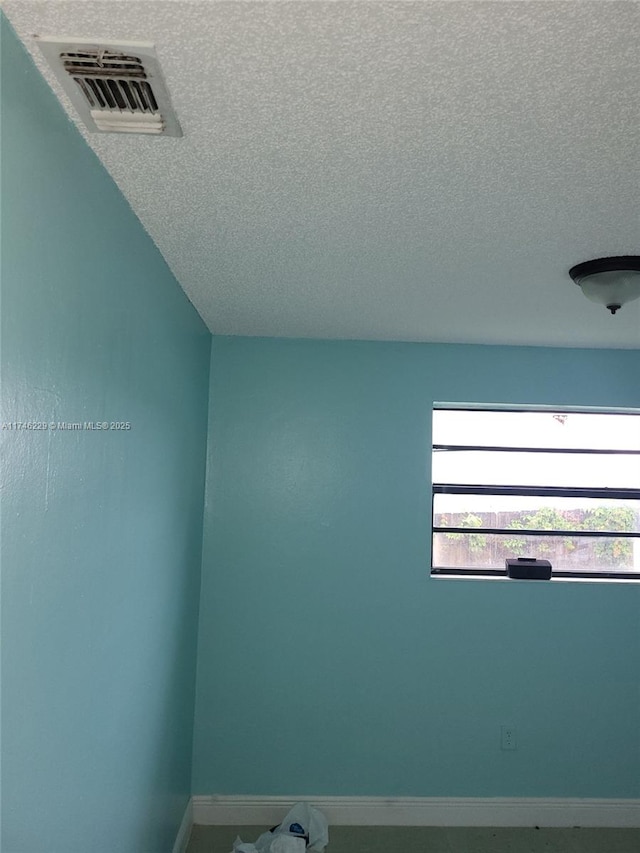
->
273, 802, 329, 852
270, 836, 306, 853
231, 834, 304, 853
230, 802, 329, 853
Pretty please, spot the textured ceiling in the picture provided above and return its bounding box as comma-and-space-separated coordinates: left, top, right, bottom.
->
3, 0, 640, 348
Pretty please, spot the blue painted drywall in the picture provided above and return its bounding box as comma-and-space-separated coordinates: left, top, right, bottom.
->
193, 336, 640, 797
1, 18, 210, 853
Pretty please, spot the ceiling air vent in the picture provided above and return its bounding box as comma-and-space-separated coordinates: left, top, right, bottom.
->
36, 37, 182, 136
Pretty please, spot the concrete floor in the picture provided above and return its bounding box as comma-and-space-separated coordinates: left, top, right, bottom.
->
185, 824, 640, 853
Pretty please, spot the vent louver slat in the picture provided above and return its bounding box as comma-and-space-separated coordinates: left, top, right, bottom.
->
86, 78, 105, 108
37, 38, 182, 136
74, 77, 95, 107
143, 81, 158, 112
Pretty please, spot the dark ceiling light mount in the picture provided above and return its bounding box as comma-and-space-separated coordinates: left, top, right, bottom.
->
569, 256, 640, 315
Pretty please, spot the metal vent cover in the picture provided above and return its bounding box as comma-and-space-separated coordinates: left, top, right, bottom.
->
36, 38, 182, 136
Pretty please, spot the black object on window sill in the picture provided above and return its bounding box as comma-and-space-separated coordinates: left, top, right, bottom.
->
506, 558, 552, 580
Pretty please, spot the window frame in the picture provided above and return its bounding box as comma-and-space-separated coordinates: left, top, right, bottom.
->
430, 405, 640, 581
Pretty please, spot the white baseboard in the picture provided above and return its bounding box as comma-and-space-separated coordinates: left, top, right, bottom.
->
192, 795, 640, 828
172, 798, 193, 853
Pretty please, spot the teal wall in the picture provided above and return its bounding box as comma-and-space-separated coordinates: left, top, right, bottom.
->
1, 19, 210, 853
193, 336, 640, 797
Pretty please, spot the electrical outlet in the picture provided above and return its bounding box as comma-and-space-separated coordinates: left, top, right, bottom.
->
501, 725, 517, 751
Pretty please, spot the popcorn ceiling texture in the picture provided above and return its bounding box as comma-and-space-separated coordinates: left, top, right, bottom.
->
4, 0, 640, 348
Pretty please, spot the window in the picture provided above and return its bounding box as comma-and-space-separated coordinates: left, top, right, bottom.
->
431, 406, 640, 580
